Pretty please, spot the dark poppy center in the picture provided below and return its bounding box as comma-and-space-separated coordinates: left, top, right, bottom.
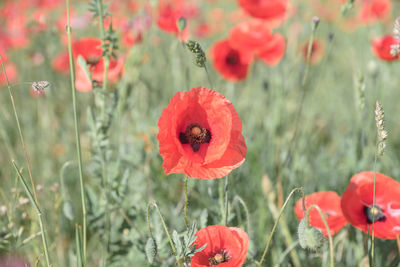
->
209, 250, 231, 266
226, 51, 239, 65
86, 56, 100, 66
179, 123, 211, 152
363, 205, 386, 224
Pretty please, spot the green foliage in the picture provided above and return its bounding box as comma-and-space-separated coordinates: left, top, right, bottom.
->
1, 0, 400, 266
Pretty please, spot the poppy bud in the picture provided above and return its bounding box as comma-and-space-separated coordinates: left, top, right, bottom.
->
145, 238, 158, 264
298, 219, 325, 250
177, 17, 187, 33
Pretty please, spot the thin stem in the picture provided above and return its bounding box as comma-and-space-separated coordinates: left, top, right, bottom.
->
184, 176, 189, 228
219, 178, 224, 224
204, 64, 214, 89
96, 0, 110, 122
371, 144, 378, 267
65, 0, 87, 262
275, 241, 299, 267
258, 188, 305, 267
96, 2, 112, 263
224, 176, 229, 226
12, 161, 51, 267
231, 195, 251, 234
305, 205, 334, 267
147, 202, 177, 256
0, 56, 38, 205
396, 235, 400, 255
278, 18, 319, 172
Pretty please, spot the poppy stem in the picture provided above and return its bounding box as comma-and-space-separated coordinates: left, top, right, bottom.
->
231, 195, 251, 235
370, 145, 378, 267
147, 202, 178, 257
96, 1, 113, 265
305, 205, 334, 267
184, 176, 189, 228
65, 0, 87, 263
258, 187, 305, 267
204, 64, 214, 89
277, 17, 319, 177
224, 175, 229, 226
396, 235, 400, 255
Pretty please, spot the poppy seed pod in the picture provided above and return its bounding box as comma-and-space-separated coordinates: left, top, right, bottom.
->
298, 218, 325, 250
294, 191, 348, 237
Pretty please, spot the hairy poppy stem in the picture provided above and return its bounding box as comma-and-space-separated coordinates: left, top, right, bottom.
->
231, 195, 251, 234
65, 0, 87, 263
95, 2, 113, 264
258, 187, 305, 267
370, 145, 378, 267
147, 202, 178, 257
224, 176, 229, 226
184, 176, 189, 228
12, 161, 51, 267
305, 205, 334, 267
278, 17, 319, 173
204, 64, 214, 89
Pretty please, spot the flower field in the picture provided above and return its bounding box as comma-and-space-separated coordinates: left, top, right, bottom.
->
1, 0, 400, 266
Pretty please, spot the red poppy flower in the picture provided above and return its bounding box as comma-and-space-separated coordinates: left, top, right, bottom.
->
52, 38, 124, 92
157, 87, 246, 179
341, 171, 400, 239
371, 35, 399, 61
228, 20, 286, 66
301, 38, 325, 65
257, 34, 285, 66
359, 0, 391, 24
156, 0, 197, 41
238, 0, 288, 26
191, 225, 249, 267
210, 40, 252, 82
294, 191, 348, 237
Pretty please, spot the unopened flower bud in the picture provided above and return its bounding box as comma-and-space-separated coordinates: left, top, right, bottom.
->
298, 219, 324, 250
145, 238, 158, 264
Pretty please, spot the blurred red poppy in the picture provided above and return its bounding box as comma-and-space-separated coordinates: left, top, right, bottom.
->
191, 225, 249, 267
238, 0, 288, 27
359, 0, 391, 24
0, 48, 18, 87
157, 87, 246, 179
294, 191, 348, 237
210, 40, 252, 82
341, 171, 400, 239
52, 37, 124, 92
229, 19, 285, 66
156, 0, 198, 41
302, 38, 325, 65
371, 35, 399, 61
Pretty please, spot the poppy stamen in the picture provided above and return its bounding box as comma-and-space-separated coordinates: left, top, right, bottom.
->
179, 123, 211, 152
364, 205, 386, 223
209, 250, 231, 266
